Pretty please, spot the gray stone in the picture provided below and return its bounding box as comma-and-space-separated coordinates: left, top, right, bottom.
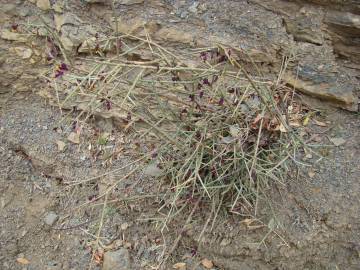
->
143, 163, 163, 177
84, 0, 107, 3
304, 0, 360, 15
180, 11, 189, 19
2, 4, 18, 15
284, 72, 358, 111
284, 15, 323, 45
102, 249, 131, 270
54, 13, 83, 31
19, 7, 32, 17
188, 2, 199, 13
1, 30, 28, 42
36, 0, 51, 10
60, 24, 97, 52
117, 0, 145, 5
324, 11, 360, 63
44, 211, 59, 226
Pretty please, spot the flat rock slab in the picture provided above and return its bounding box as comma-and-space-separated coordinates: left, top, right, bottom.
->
102, 249, 131, 270
284, 73, 358, 111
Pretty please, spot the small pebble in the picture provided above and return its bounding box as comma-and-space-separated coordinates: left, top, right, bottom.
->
44, 211, 59, 226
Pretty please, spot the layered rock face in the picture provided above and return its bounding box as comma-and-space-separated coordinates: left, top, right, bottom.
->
0, 0, 358, 111
252, 0, 359, 110
289, 0, 360, 64
325, 10, 360, 64
303, 0, 360, 14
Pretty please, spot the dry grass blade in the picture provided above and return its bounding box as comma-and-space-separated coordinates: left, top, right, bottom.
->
45, 33, 311, 236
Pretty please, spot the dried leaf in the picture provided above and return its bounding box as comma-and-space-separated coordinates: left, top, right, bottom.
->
329, 137, 346, 146
252, 114, 262, 126
289, 121, 301, 127
173, 262, 186, 269
12, 46, 33, 59
67, 132, 80, 144
304, 148, 313, 160
93, 248, 104, 265
313, 119, 327, 127
56, 140, 66, 152
201, 258, 214, 269
248, 224, 265, 230
240, 218, 254, 226
279, 123, 287, 133
308, 168, 316, 178
16, 258, 30, 265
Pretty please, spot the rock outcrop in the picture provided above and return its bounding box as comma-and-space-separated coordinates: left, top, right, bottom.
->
325, 11, 360, 64
0, 0, 358, 112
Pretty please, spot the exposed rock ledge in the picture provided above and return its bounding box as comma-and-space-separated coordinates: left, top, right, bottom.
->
0, 0, 359, 111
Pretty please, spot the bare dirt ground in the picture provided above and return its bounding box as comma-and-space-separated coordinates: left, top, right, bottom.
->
1, 1, 359, 270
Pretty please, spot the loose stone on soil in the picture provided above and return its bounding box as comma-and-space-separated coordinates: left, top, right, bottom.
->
85, 0, 108, 3
1, 30, 28, 42
143, 163, 163, 177
44, 211, 59, 226
11, 47, 32, 59
201, 258, 214, 269
188, 2, 199, 13
118, 0, 145, 5
102, 248, 131, 270
56, 140, 66, 152
36, 0, 51, 11
67, 132, 80, 144
173, 262, 186, 269
329, 137, 346, 146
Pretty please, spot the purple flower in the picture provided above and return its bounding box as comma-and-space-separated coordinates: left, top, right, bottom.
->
218, 97, 224, 106
199, 91, 204, 98
218, 55, 227, 63
200, 52, 208, 62
11, 24, 18, 31
116, 39, 122, 49
203, 78, 210, 85
59, 63, 68, 71
104, 100, 112, 110
54, 70, 64, 78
